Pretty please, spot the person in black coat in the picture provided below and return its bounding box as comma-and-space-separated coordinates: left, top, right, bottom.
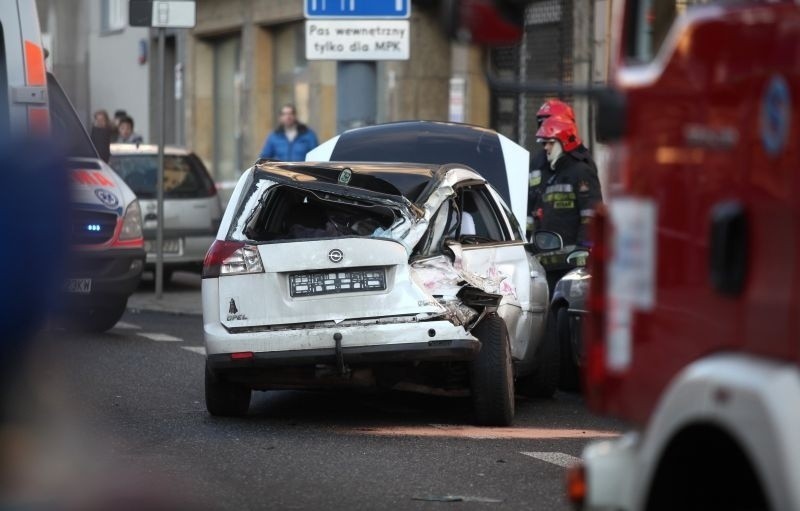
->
534, 115, 603, 247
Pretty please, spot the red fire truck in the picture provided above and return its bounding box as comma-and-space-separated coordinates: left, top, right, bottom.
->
567, 0, 800, 509
451, 0, 798, 507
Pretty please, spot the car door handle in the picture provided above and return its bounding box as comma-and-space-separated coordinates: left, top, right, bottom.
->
145, 213, 158, 221
709, 201, 747, 295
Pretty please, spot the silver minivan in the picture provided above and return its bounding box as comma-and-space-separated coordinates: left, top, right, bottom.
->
109, 144, 222, 281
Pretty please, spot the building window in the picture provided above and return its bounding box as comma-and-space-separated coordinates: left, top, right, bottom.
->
101, 0, 127, 34
273, 23, 307, 116
212, 35, 243, 183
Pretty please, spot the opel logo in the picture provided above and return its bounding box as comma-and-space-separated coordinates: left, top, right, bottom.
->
328, 249, 344, 263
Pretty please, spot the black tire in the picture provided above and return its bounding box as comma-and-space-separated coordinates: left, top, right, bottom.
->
205, 363, 251, 417
70, 298, 128, 333
517, 308, 560, 398
558, 308, 581, 391
470, 314, 515, 426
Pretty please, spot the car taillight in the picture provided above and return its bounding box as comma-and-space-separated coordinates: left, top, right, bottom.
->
202, 240, 264, 278
113, 200, 144, 248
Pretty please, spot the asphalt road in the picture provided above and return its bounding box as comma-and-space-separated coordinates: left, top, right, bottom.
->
10, 310, 624, 511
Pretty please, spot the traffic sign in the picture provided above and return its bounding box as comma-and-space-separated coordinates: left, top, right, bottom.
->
129, 1, 196, 28
305, 0, 410, 19
305, 20, 410, 60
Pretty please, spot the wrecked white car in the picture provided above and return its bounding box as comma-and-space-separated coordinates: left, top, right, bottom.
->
202, 161, 562, 426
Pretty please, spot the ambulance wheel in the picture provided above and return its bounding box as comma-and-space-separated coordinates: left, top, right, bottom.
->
205, 362, 251, 417
71, 298, 128, 333
470, 314, 515, 426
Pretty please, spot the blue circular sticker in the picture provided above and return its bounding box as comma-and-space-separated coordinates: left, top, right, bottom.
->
760, 75, 791, 157
94, 188, 120, 209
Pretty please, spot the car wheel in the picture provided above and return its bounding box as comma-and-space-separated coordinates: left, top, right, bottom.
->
518, 308, 560, 398
205, 362, 251, 417
558, 308, 581, 391
70, 298, 128, 333
470, 314, 514, 426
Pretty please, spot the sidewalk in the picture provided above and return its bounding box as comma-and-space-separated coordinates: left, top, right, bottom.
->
127, 271, 202, 315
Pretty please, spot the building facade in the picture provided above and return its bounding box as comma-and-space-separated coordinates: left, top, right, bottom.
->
37, 0, 613, 187
37, 0, 192, 145
184, 0, 491, 185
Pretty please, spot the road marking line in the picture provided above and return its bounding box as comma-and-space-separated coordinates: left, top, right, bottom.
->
137, 333, 183, 342
520, 451, 582, 468
115, 321, 141, 330
343, 424, 620, 440
182, 346, 206, 355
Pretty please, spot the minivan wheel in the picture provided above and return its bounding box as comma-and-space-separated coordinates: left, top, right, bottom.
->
70, 298, 128, 333
470, 314, 515, 426
205, 363, 251, 417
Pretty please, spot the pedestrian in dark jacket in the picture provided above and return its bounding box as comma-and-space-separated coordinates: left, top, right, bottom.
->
259, 104, 319, 161
535, 116, 602, 247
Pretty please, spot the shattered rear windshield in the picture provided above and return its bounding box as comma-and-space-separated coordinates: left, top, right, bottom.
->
239, 182, 411, 243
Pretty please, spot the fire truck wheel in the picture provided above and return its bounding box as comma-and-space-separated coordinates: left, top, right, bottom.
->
205, 362, 251, 417
470, 314, 515, 426
517, 308, 560, 398
558, 308, 580, 391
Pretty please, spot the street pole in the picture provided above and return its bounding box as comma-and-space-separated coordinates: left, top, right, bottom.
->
156, 27, 166, 299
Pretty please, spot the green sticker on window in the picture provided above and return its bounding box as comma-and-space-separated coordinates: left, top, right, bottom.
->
338, 168, 352, 185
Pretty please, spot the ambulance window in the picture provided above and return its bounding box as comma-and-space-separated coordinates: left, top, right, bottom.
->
624, 0, 713, 63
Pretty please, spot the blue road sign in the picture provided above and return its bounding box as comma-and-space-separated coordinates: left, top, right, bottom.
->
305, 0, 410, 19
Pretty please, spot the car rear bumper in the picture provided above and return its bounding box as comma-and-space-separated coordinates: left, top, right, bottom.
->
208, 339, 480, 370
143, 231, 214, 265
204, 320, 479, 364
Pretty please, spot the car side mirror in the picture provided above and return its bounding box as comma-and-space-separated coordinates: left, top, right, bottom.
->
566, 249, 590, 268
531, 230, 563, 252
525, 230, 564, 254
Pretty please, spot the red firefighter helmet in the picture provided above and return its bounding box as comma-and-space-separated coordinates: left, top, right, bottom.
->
536, 115, 582, 152
536, 99, 576, 123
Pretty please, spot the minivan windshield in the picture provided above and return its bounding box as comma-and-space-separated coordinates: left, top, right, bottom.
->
109, 153, 215, 199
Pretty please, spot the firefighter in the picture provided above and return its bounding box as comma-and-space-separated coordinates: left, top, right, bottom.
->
535, 115, 602, 247
528, 99, 598, 233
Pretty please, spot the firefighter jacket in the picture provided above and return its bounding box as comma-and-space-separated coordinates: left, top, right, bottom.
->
529, 145, 599, 227
537, 149, 602, 246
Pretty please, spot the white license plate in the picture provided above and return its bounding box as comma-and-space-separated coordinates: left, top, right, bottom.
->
65, 278, 92, 294
145, 238, 181, 254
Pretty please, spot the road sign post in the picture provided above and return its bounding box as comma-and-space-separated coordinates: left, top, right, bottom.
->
130, 1, 195, 299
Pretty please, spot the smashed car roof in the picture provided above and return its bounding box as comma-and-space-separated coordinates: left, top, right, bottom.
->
254, 161, 445, 204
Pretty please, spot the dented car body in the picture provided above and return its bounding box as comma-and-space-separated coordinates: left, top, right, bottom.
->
202, 159, 555, 425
